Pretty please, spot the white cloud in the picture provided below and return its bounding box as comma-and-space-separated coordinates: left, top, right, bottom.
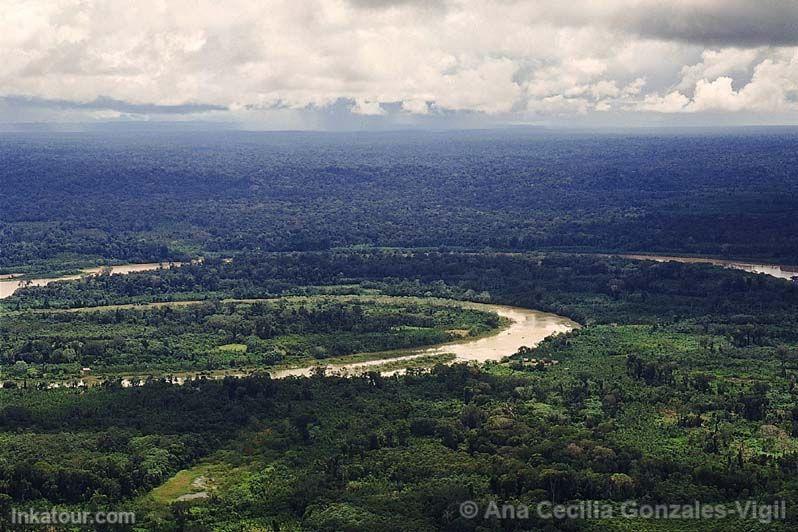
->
589, 80, 620, 99
594, 100, 612, 112
401, 99, 430, 114
640, 49, 798, 114
689, 77, 747, 112
688, 56, 798, 113
527, 95, 590, 116
677, 48, 761, 92
434, 58, 522, 114
0, 0, 797, 124
350, 99, 385, 115
622, 78, 646, 96
639, 91, 690, 113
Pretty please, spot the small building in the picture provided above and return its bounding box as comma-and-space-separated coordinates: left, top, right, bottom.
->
519, 358, 559, 369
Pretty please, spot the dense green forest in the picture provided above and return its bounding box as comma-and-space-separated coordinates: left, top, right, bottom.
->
2, 131, 798, 273
1, 250, 798, 530
8, 250, 797, 328
0, 297, 500, 379
3, 131, 798, 530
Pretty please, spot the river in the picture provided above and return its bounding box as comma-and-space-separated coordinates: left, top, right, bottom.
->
7, 252, 796, 384
619, 254, 798, 281
5, 254, 795, 302
0, 262, 182, 299
270, 302, 578, 378
39, 298, 578, 387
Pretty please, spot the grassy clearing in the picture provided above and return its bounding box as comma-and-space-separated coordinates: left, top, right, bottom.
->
218, 343, 247, 353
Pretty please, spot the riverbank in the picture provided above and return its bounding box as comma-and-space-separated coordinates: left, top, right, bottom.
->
11, 296, 578, 387
0, 261, 185, 299
615, 253, 798, 281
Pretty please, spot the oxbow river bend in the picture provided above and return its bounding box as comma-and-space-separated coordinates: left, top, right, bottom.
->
269, 303, 578, 378
6, 252, 797, 385
44, 300, 579, 387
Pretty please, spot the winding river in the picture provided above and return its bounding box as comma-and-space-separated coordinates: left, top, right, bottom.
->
41, 298, 578, 387
266, 250, 798, 378
269, 302, 578, 378
0, 262, 182, 299
5, 253, 795, 301
619, 254, 798, 281
14, 250, 796, 385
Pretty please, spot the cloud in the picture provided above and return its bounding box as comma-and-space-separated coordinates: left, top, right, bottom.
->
541, 0, 798, 47
434, 58, 522, 114
617, 0, 798, 47
0, 0, 797, 126
676, 48, 761, 92
690, 78, 747, 112
527, 95, 590, 116
639, 91, 690, 113
640, 48, 798, 113
688, 58, 798, 113
622, 78, 646, 96
401, 99, 430, 114
2, 95, 226, 114
346, 0, 446, 10
350, 99, 385, 115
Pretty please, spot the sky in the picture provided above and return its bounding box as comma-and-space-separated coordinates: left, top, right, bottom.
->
2, 0, 798, 130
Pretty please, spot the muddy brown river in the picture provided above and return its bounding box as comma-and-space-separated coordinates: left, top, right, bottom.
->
268, 302, 578, 378
41, 298, 578, 387
0, 262, 182, 299
619, 254, 798, 281
20, 250, 796, 384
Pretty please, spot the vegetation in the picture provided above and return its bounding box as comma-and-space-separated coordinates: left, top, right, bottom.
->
2, 131, 798, 530
3, 131, 798, 272
0, 297, 501, 380
0, 249, 797, 530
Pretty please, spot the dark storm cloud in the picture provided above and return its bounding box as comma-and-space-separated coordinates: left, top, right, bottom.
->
618, 0, 798, 47
350, 1, 798, 46
3, 95, 227, 115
